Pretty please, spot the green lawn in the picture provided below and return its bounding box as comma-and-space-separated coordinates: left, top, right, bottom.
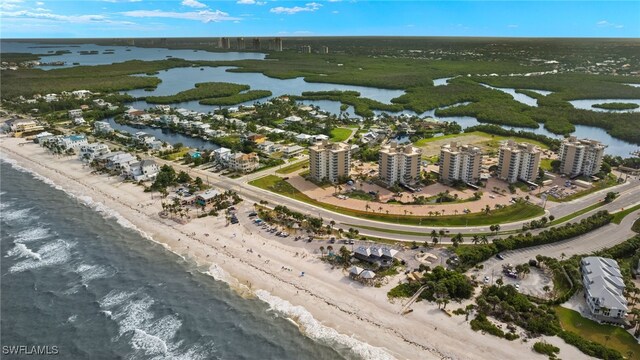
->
330, 127, 353, 142
633, 219, 640, 233
275, 160, 309, 174
611, 204, 640, 225
540, 158, 554, 172
414, 131, 549, 149
249, 175, 544, 227
555, 307, 640, 360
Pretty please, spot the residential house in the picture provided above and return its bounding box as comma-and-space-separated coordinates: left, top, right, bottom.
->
581, 257, 628, 323
295, 134, 313, 143
188, 150, 202, 159
134, 132, 156, 146
79, 143, 110, 161
6, 119, 44, 135
72, 90, 92, 99
44, 94, 58, 102
312, 134, 329, 142
73, 117, 86, 125
229, 152, 259, 173
68, 109, 83, 119
94, 121, 114, 134
258, 141, 275, 153
59, 135, 88, 150
284, 145, 304, 158
247, 133, 266, 144
213, 147, 232, 164
127, 159, 160, 181
284, 115, 302, 125
101, 152, 138, 171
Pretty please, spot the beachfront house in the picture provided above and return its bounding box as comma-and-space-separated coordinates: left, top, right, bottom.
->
6, 118, 45, 137
353, 246, 399, 268
79, 143, 110, 161
126, 159, 160, 181
229, 152, 259, 173
33, 132, 54, 144
58, 135, 88, 150
195, 190, 220, 207
581, 256, 629, 323
100, 152, 138, 171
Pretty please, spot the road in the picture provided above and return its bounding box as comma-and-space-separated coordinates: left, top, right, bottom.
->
474, 207, 640, 287
162, 156, 639, 237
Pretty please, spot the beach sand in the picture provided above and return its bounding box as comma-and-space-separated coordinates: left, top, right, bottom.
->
0, 136, 591, 360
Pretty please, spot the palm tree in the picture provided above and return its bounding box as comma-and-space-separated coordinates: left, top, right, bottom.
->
480, 235, 489, 244
472, 235, 480, 245
319, 246, 325, 258
327, 245, 334, 254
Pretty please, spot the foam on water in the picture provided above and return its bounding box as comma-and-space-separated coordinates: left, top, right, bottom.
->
7, 243, 42, 261
1, 207, 35, 222
14, 227, 52, 243
76, 263, 117, 284
8, 240, 73, 273
255, 290, 396, 360
99, 290, 211, 360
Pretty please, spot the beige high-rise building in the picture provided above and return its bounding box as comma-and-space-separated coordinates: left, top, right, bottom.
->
378, 142, 422, 187
309, 140, 351, 183
301, 45, 311, 54
236, 37, 245, 50
497, 140, 542, 183
438, 142, 482, 184
320, 46, 329, 54
559, 136, 606, 177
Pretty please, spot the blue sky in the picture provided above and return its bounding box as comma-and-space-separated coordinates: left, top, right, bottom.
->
1, 1, 638, 38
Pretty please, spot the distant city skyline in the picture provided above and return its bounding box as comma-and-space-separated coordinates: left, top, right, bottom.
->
1, 1, 638, 39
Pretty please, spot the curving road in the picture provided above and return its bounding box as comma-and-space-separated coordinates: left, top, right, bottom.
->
152, 155, 639, 238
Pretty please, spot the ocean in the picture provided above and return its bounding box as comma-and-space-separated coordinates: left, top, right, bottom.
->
0, 160, 350, 360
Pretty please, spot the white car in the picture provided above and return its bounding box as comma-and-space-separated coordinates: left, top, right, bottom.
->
515, 284, 520, 291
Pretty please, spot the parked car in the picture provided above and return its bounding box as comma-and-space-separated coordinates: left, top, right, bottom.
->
496, 254, 505, 260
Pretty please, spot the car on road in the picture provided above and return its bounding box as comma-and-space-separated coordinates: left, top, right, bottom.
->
248, 212, 257, 217
496, 254, 505, 260
515, 284, 520, 291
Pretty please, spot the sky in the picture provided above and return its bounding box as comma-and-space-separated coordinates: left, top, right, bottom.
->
1, 0, 639, 38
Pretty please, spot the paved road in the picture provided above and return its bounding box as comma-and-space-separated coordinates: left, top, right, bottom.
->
152, 155, 640, 237
474, 207, 640, 285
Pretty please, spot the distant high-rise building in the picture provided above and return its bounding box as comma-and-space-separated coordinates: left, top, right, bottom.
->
252, 38, 261, 50
301, 45, 311, 54
378, 142, 422, 187
236, 37, 245, 50
497, 140, 542, 183
438, 142, 482, 184
320, 46, 329, 54
219, 37, 230, 50
309, 140, 351, 183
559, 136, 606, 177
274, 37, 283, 52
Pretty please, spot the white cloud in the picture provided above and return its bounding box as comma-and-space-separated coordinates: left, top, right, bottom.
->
36, 1, 44, 5
0, 0, 23, 10
236, 0, 266, 5
181, 0, 207, 8
597, 20, 624, 29
121, 9, 239, 23
1, 10, 135, 24
34, 7, 51, 12
331, 10, 338, 14
270, 2, 321, 15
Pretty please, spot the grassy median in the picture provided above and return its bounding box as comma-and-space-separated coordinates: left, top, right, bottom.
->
249, 175, 544, 227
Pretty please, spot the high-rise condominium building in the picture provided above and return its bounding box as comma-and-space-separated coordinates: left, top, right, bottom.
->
309, 140, 351, 183
236, 37, 245, 50
219, 37, 230, 50
438, 142, 482, 184
273, 37, 283, 52
497, 140, 542, 183
252, 38, 261, 50
320, 46, 329, 54
378, 142, 422, 187
301, 45, 311, 54
559, 136, 606, 177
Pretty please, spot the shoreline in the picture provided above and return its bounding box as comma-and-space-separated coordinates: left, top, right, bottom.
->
1, 136, 588, 360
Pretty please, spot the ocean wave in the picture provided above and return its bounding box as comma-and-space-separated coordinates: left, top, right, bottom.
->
1, 207, 35, 222
14, 227, 52, 243
100, 290, 212, 360
255, 290, 396, 360
77, 263, 118, 284
7, 243, 42, 260
8, 240, 74, 273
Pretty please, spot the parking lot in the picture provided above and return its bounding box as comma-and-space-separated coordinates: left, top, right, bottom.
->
473, 253, 554, 298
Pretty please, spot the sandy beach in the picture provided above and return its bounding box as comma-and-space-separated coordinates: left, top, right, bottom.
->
0, 136, 592, 360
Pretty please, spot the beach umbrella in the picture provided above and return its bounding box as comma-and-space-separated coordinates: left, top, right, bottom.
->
360, 270, 376, 279
350, 266, 364, 275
